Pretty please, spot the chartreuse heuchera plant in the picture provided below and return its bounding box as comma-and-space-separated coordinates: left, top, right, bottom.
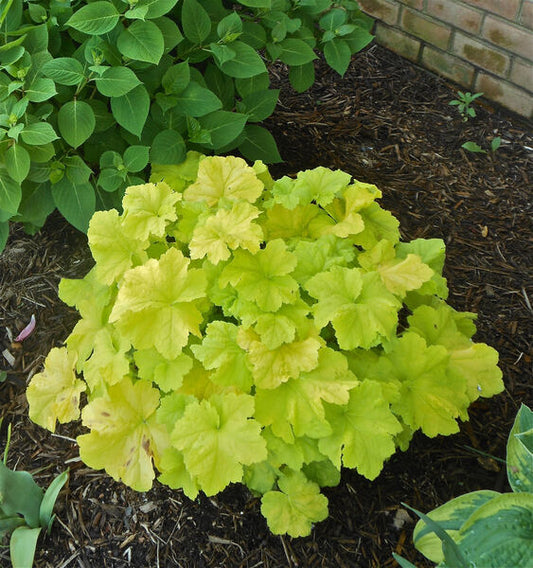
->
395, 404, 533, 568
26, 153, 504, 537
0, 0, 374, 251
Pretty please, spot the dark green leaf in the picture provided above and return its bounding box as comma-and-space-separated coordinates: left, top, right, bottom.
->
98, 167, 124, 192
150, 129, 186, 164
289, 62, 315, 92
238, 89, 279, 122
181, 0, 212, 44
136, 0, 180, 19
210, 43, 236, 66
117, 20, 165, 65
219, 41, 267, 78
172, 81, 222, 117
15, 181, 55, 228
0, 459, 43, 528
52, 177, 95, 233
238, 0, 271, 7
198, 110, 247, 149
66, 2, 120, 35
123, 145, 150, 172
20, 122, 59, 145
153, 16, 184, 53
111, 84, 150, 136
95, 66, 141, 97
323, 38, 351, 76
5, 143, 30, 182
0, 171, 22, 218
343, 26, 373, 53
235, 73, 270, 98
42, 57, 85, 86
57, 100, 95, 148
64, 156, 93, 184
238, 124, 282, 163
319, 8, 346, 31
0, 221, 8, 252
217, 12, 242, 39
25, 78, 57, 102
162, 62, 190, 94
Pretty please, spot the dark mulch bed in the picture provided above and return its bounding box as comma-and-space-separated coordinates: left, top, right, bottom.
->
1, 44, 532, 567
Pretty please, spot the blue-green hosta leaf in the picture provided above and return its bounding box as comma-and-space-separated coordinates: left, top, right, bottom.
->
507, 404, 533, 493
66, 2, 120, 35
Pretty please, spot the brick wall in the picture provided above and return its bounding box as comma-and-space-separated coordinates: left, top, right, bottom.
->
358, 0, 533, 118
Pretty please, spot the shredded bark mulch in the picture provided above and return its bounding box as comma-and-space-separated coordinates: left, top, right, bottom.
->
1, 44, 532, 567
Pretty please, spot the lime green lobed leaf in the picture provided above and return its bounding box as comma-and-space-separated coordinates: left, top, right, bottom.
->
110, 247, 207, 359
189, 200, 263, 264
121, 181, 181, 241
184, 155, 263, 207
171, 392, 267, 495
26, 347, 85, 432
220, 239, 299, 312
88, 209, 149, 285
261, 470, 328, 537
319, 380, 402, 479
78, 378, 166, 492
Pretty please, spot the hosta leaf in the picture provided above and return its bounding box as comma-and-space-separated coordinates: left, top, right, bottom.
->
507, 404, 533, 493
109, 247, 207, 358
78, 377, 166, 492
171, 392, 267, 495
26, 347, 85, 432
66, 2, 120, 35
261, 470, 328, 537
117, 20, 165, 65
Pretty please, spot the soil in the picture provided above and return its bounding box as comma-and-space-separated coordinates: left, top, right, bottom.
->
1, 43, 532, 568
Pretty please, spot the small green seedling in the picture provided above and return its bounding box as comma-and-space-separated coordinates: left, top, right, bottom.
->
394, 403, 533, 567
449, 91, 484, 121
0, 420, 68, 568
461, 137, 501, 155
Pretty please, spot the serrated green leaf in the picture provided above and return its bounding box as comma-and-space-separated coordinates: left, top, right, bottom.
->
136, 0, 180, 18
239, 89, 279, 122
111, 84, 150, 136
198, 110, 247, 149
181, 0, 211, 44
0, 172, 22, 220
52, 176, 95, 233
66, 2, 120, 35
150, 129, 186, 164
162, 61, 190, 94
42, 57, 85, 86
57, 100, 95, 148
239, 124, 282, 163
172, 81, 222, 117
324, 38, 351, 76
289, 62, 315, 93
95, 66, 141, 97
217, 12, 242, 39
117, 20, 165, 64
25, 77, 57, 102
20, 122, 59, 145
219, 41, 267, 79
5, 143, 30, 182
277, 38, 317, 66
123, 145, 150, 172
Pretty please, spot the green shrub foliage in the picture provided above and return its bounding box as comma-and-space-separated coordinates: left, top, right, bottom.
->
26, 154, 504, 537
0, 0, 374, 250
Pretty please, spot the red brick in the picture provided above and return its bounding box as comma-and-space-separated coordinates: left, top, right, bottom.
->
358, 0, 400, 25
421, 46, 475, 87
462, 0, 520, 21
482, 16, 533, 60
453, 33, 510, 75
510, 59, 533, 93
521, 1, 533, 31
374, 22, 421, 61
426, 0, 483, 34
475, 72, 533, 117
401, 8, 452, 50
